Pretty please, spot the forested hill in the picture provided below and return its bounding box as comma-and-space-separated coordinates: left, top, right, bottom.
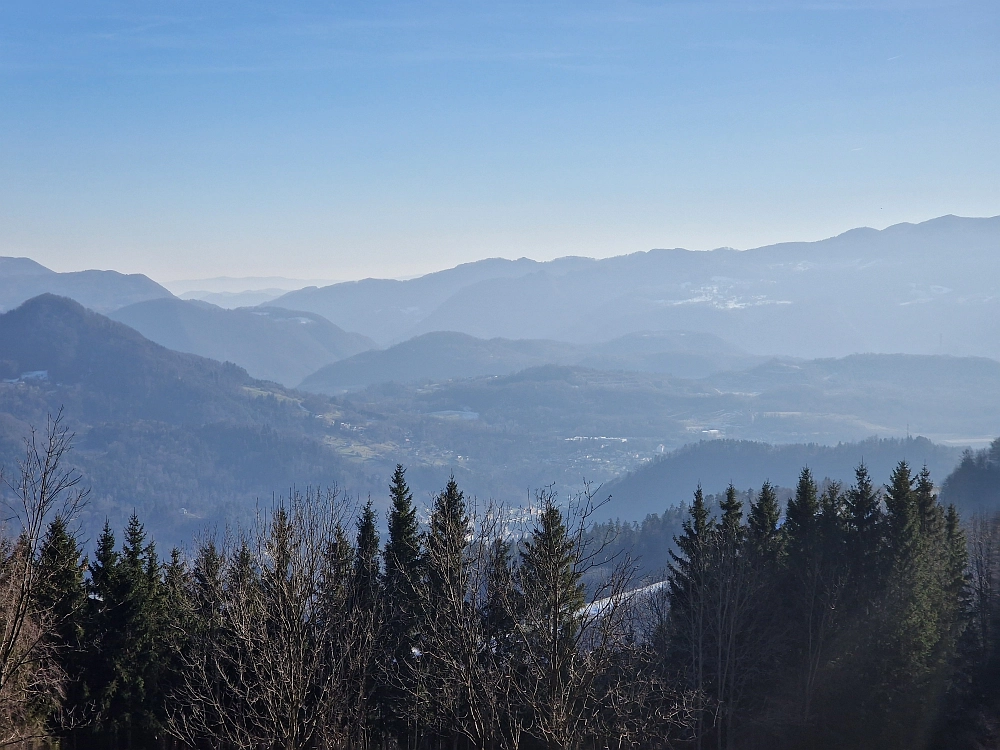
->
0, 295, 368, 543
0, 294, 260, 423
109, 297, 375, 387
298, 329, 759, 394
603, 437, 964, 520
941, 438, 1000, 514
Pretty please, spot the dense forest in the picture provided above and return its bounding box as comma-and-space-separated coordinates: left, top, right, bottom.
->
3, 417, 1000, 749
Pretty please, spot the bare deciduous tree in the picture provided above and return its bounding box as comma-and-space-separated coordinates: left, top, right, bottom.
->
0, 411, 87, 746
169, 487, 381, 750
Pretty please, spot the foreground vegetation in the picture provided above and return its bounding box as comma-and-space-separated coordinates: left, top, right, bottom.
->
2, 418, 1000, 749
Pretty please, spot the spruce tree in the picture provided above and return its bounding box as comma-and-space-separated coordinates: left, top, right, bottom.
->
354, 499, 381, 608
785, 468, 819, 559
382, 466, 424, 748
844, 462, 883, 615
384, 467, 420, 617
353, 499, 383, 739
35, 515, 87, 728
120, 512, 166, 746
36, 516, 87, 643
742, 482, 786, 734
782, 468, 827, 724
516, 492, 586, 750
711, 485, 747, 747
426, 475, 469, 602
747, 481, 783, 564
89, 520, 119, 604
320, 524, 354, 616
85, 513, 166, 748
159, 548, 189, 717
423, 475, 470, 741
518, 496, 586, 643
667, 486, 713, 747
80, 520, 119, 741
876, 461, 940, 745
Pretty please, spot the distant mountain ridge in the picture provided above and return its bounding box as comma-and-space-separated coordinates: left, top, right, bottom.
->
270, 215, 1000, 359
110, 298, 374, 387
0, 257, 172, 312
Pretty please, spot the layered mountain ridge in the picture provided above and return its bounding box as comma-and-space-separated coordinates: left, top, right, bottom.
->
0, 257, 172, 312
272, 215, 1000, 359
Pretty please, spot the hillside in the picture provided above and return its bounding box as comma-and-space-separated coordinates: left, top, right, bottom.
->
299, 329, 760, 394
333, 352, 999, 518
271, 257, 558, 345
3, 296, 997, 543
270, 215, 1000, 359
110, 298, 374, 387
0, 256, 172, 312
0, 295, 372, 544
299, 331, 581, 394
940, 438, 1000, 515
601, 437, 964, 522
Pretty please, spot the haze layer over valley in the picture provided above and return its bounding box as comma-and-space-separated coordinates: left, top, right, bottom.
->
0, 215, 997, 543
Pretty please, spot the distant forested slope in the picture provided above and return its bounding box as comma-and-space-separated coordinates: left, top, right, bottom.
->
603, 437, 964, 520
941, 438, 1000, 514
0, 295, 373, 544
110, 298, 374, 387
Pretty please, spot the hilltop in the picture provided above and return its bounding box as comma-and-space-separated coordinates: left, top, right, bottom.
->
0, 295, 367, 543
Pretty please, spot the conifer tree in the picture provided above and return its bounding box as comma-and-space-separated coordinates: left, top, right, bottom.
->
709, 484, 753, 748
80, 520, 119, 741
35, 516, 86, 645
426, 475, 470, 602
158, 548, 189, 719
782, 468, 831, 723
785, 468, 819, 560
190, 538, 224, 642
667, 486, 713, 748
484, 535, 516, 646
354, 498, 381, 610
747, 481, 782, 564
382, 466, 424, 749
423, 475, 471, 741
35, 515, 87, 727
516, 492, 586, 750
88, 520, 119, 605
877, 461, 939, 745
843, 463, 882, 612
115, 512, 166, 747
78, 514, 167, 747
320, 524, 354, 616
741, 482, 787, 737
351, 500, 383, 743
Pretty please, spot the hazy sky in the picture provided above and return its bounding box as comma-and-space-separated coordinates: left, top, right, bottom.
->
1, 1, 997, 282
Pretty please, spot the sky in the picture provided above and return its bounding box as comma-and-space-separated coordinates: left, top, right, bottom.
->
0, 1, 998, 283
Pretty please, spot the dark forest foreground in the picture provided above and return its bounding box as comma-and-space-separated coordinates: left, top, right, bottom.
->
3, 416, 1000, 749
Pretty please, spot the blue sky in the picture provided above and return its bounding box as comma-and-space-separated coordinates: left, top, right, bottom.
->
1, 1, 997, 281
